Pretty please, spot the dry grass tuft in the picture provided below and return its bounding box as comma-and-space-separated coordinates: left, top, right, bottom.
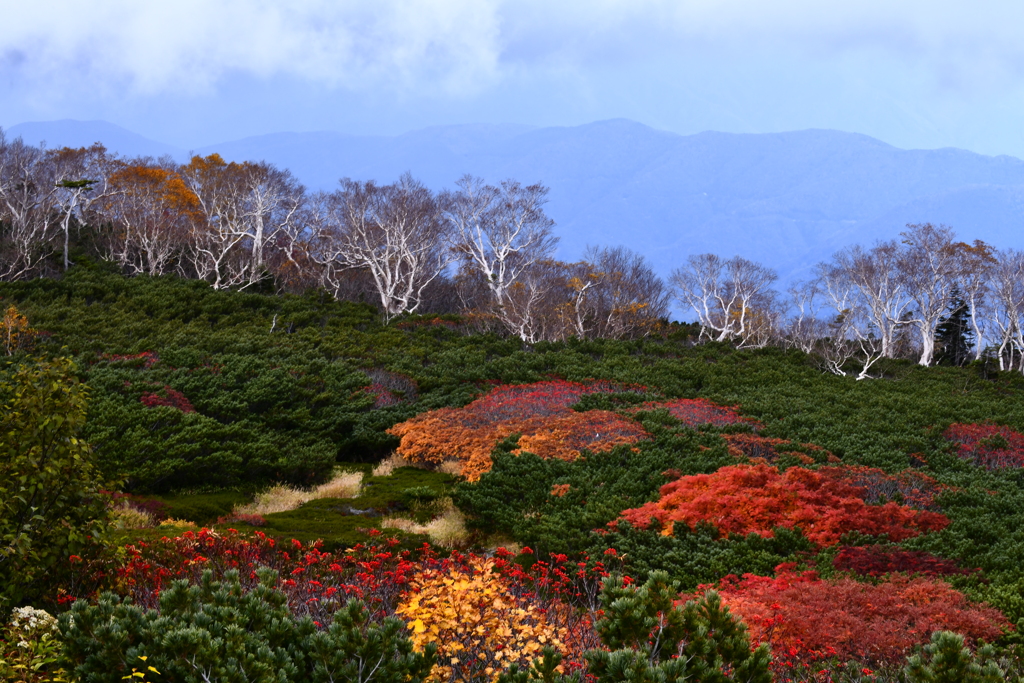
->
421, 502, 468, 549
234, 471, 364, 517
159, 518, 198, 529
313, 471, 363, 498
110, 503, 154, 529
437, 460, 464, 477
379, 499, 469, 549
373, 453, 414, 477
235, 485, 311, 516
378, 516, 420, 534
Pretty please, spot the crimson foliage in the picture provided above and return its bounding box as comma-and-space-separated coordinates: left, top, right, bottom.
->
832, 545, 979, 578
712, 564, 1009, 666
618, 464, 949, 547
945, 422, 1024, 470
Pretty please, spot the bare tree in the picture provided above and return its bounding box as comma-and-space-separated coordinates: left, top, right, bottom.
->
990, 249, 1024, 371
899, 223, 960, 366
0, 130, 58, 280
497, 259, 571, 343
311, 175, 453, 320
670, 253, 778, 347
96, 159, 199, 275
954, 239, 997, 361
179, 154, 304, 290
47, 144, 117, 271
442, 175, 558, 319
820, 242, 911, 359
811, 268, 887, 379
576, 246, 669, 339
784, 280, 826, 354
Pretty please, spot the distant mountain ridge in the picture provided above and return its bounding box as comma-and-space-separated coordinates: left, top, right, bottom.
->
7, 118, 1024, 282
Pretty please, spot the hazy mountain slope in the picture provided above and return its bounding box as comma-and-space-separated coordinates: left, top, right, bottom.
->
6, 119, 185, 160
8, 118, 1024, 280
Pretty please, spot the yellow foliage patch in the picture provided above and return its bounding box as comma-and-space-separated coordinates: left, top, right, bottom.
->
395, 557, 566, 682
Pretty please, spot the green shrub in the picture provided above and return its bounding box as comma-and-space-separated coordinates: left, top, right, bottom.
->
905, 631, 1005, 683
586, 571, 772, 683
0, 357, 109, 612
59, 569, 436, 683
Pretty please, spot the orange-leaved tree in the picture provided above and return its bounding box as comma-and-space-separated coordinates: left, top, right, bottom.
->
101, 162, 203, 276
395, 557, 569, 682
617, 463, 948, 547
0, 305, 34, 356
711, 564, 1010, 666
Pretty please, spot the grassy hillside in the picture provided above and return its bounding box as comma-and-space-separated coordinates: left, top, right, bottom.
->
7, 266, 1024, 679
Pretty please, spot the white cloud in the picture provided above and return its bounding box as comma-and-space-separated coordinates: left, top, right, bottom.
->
3, 0, 1024, 101
1, 1, 503, 96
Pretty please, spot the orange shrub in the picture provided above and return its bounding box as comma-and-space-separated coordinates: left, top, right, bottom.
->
617, 464, 948, 547
515, 410, 647, 462
395, 557, 567, 682
711, 565, 1010, 665
388, 381, 647, 480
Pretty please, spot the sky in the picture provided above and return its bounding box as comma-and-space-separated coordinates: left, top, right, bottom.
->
3, 1, 1024, 156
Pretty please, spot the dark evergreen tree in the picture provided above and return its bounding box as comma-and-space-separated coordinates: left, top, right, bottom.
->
934, 287, 974, 366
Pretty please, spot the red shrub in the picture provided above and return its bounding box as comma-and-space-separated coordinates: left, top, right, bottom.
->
832, 546, 978, 578
101, 351, 159, 368
618, 464, 949, 547
71, 530, 609, 668
818, 465, 945, 510
712, 565, 1009, 665
721, 433, 836, 465
140, 386, 196, 413
630, 397, 760, 429
944, 422, 1024, 470
363, 369, 418, 408
215, 512, 267, 527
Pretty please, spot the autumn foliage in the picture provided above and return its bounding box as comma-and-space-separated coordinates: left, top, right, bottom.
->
817, 465, 945, 509
721, 433, 836, 465
388, 381, 648, 480
139, 385, 196, 413
629, 397, 760, 428
396, 557, 567, 683
945, 422, 1024, 470
618, 464, 949, 547
0, 304, 35, 356
712, 565, 1010, 665
832, 545, 978, 578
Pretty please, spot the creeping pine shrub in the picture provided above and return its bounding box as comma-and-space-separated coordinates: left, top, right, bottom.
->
617, 464, 949, 547
905, 631, 1007, 683
586, 571, 772, 683
59, 568, 437, 683
713, 565, 1010, 666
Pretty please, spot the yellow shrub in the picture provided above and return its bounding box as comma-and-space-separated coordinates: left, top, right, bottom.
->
396, 557, 565, 682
